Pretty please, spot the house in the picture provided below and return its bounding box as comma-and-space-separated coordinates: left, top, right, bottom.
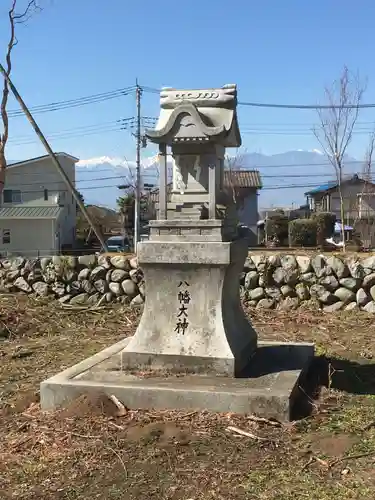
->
0, 152, 79, 257
305, 174, 375, 245
147, 169, 262, 245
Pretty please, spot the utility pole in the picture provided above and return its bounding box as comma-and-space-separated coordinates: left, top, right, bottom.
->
134, 80, 142, 252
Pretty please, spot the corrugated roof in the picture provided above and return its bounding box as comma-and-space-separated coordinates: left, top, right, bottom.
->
8, 153, 79, 169
224, 170, 262, 188
0, 206, 63, 219
305, 181, 337, 195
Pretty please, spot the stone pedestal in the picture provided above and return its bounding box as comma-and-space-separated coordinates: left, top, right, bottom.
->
121, 238, 257, 376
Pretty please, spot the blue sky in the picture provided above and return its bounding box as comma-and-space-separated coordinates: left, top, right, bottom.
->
1, 0, 375, 164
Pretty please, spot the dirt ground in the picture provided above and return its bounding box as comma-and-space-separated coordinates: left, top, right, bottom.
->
1, 295, 375, 499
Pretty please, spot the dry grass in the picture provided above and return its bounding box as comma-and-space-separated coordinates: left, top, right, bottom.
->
1, 295, 375, 499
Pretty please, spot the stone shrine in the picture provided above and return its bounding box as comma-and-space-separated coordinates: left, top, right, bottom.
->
40, 85, 315, 421
121, 84, 257, 376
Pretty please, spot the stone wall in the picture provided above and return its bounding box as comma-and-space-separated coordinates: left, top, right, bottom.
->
0, 254, 144, 307
2, 252, 375, 313
241, 254, 375, 312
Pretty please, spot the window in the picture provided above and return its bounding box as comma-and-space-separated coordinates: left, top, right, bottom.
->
44, 188, 48, 201
3, 189, 21, 203
2, 229, 10, 244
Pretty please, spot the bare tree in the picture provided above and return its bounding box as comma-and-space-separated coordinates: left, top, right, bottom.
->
313, 66, 366, 251
0, 0, 40, 192
226, 148, 247, 210
353, 132, 375, 248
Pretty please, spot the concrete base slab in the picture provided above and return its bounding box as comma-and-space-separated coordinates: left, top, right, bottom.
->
40, 338, 315, 422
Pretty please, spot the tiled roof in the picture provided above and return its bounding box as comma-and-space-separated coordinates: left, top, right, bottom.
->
224, 170, 262, 188
0, 206, 63, 218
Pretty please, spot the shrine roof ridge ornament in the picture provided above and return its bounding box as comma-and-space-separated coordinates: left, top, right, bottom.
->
145, 84, 241, 147
159, 84, 238, 110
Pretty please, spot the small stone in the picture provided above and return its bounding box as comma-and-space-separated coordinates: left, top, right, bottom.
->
370, 285, 375, 301
129, 256, 138, 269
87, 293, 101, 306
78, 254, 97, 268
69, 293, 90, 305
348, 259, 364, 279
326, 255, 349, 279
78, 268, 91, 281
295, 283, 310, 301
363, 272, 375, 288
98, 254, 111, 269
59, 294, 72, 304
319, 275, 339, 292
334, 287, 355, 304
110, 255, 130, 270
300, 272, 317, 285
109, 282, 123, 296
272, 267, 286, 285
6, 270, 20, 281
345, 301, 358, 311
32, 281, 49, 296
278, 297, 299, 310
339, 277, 360, 291
258, 275, 266, 287
362, 255, 375, 271
14, 277, 32, 293
62, 269, 77, 283
267, 255, 280, 268
323, 301, 344, 312
311, 255, 327, 278
11, 256, 25, 270
130, 294, 144, 307
248, 287, 265, 301
51, 282, 66, 297
112, 269, 129, 283
356, 288, 370, 306
251, 254, 267, 271
94, 279, 108, 294
280, 254, 297, 270
20, 268, 29, 277
1, 259, 12, 269
310, 284, 337, 304
105, 292, 114, 303
40, 257, 52, 271
129, 268, 143, 284
296, 255, 312, 274
363, 301, 375, 313
284, 269, 299, 286
138, 283, 145, 297
265, 286, 282, 300
243, 257, 256, 271
256, 298, 275, 309
244, 271, 258, 290
247, 299, 258, 307
121, 279, 138, 297
90, 266, 107, 281
280, 285, 295, 297
80, 279, 95, 294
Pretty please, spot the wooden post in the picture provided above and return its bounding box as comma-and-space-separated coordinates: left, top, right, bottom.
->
159, 143, 168, 219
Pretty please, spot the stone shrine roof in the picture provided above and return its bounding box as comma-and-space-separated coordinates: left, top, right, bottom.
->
146, 84, 241, 147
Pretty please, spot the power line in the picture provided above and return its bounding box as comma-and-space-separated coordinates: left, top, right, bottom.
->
8, 86, 136, 118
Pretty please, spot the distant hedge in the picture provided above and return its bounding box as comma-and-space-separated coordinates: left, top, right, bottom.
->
288, 218, 317, 247
311, 212, 336, 247
265, 212, 289, 245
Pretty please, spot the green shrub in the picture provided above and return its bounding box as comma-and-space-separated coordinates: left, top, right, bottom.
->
288, 218, 317, 247
265, 213, 289, 245
311, 212, 336, 247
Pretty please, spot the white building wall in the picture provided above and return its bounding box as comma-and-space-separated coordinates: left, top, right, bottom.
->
0, 219, 57, 257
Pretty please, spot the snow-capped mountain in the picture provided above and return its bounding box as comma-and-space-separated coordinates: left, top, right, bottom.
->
76, 150, 362, 209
